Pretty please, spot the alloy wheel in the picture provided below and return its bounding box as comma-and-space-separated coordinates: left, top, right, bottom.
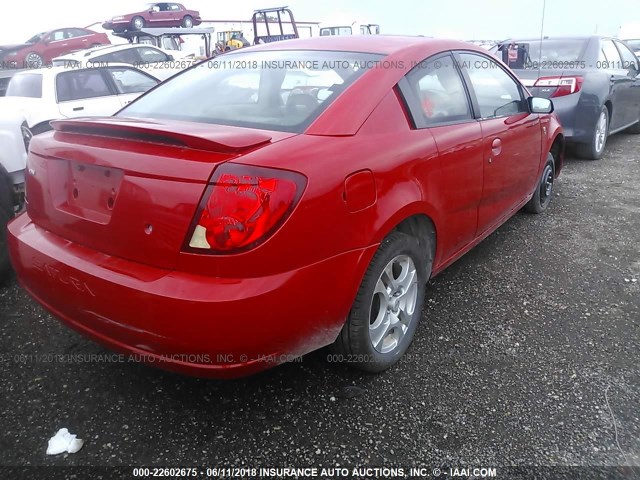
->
369, 255, 418, 354
594, 111, 607, 154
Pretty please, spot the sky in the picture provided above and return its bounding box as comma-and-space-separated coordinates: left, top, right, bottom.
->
1, 0, 640, 44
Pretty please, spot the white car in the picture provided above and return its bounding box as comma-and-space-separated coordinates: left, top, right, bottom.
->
0, 64, 160, 135
0, 110, 30, 280
52, 44, 195, 80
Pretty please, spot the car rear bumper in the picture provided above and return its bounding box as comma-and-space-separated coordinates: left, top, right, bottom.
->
8, 213, 376, 378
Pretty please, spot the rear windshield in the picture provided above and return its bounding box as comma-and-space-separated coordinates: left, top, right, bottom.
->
119, 50, 384, 133
497, 39, 588, 69
6, 73, 43, 98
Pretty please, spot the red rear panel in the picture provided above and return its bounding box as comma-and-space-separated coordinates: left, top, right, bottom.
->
25, 119, 289, 270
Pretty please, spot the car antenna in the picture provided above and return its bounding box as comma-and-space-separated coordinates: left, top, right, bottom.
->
537, 0, 546, 77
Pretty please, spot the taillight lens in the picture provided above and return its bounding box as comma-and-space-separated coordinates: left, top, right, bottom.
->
185, 163, 306, 254
534, 76, 583, 98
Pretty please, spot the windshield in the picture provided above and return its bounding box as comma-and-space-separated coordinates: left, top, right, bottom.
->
25, 32, 46, 44
497, 39, 588, 69
119, 50, 384, 133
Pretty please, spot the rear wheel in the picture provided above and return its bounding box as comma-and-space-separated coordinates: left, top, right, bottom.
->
331, 231, 430, 372
525, 153, 555, 214
182, 15, 193, 28
131, 16, 145, 30
0, 173, 14, 282
576, 107, 608, 160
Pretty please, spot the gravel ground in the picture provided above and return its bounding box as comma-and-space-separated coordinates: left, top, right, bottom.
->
0, 134, 639, 471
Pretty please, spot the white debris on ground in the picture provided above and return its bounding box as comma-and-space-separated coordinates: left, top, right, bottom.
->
46, 428, 84, 455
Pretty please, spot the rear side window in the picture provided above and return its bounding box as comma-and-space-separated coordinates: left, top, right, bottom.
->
401, 54, 472, 126
56, 70, 112, 101
120, 50, 383, 133
614, 40, 639, 71
602, 40, 622, 66
6, 74, 43, 98
458, 52, 527, 119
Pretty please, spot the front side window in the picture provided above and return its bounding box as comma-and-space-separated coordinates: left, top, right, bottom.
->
108, 67, 159, 94
119, 50, 383, 133
56, 70, 112, 102
403, 54, 472, 125
458, 52, 527, 119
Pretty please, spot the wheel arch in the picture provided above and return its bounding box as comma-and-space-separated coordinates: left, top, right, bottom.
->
373, 205, 439, 278
549, 132, 565, 176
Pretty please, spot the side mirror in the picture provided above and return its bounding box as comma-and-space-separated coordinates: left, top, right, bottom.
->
528, 96, 554, 114
167, 54, 174, 61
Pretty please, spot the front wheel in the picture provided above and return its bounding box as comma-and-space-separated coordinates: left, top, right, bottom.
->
525, 153, 555, 214
131, 16, 145, 30
331, 231, 429, 372
24, 52, 43, 69
182, 15, 193, 28
576, 107, 608, 160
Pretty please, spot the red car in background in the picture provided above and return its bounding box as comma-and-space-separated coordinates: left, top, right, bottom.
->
0, 29, 110, 69
103, 3, 202, 32
8, 36, 564, 379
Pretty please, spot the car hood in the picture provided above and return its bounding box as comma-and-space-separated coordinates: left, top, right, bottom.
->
0, 44, 29, 54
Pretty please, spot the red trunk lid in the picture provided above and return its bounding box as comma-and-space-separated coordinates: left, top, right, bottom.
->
25, 117, 293, 270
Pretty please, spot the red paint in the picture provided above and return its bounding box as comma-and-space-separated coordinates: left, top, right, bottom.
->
8, 37, 564, 378
344, 170, 376, 213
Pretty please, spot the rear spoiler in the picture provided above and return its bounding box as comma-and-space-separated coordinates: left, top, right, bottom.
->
51, 118, 273, 153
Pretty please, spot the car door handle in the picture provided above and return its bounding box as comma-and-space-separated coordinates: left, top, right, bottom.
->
72, 106, 84, 111
491, 138, 502, 157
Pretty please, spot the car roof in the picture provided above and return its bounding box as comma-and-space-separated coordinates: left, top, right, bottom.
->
54, 43, 157, 61
231, 35, 482, 56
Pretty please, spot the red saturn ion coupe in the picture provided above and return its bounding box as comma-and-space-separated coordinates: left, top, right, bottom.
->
8, 36, 564, 379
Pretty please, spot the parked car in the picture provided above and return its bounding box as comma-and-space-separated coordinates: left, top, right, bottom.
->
52, 44, 194, 80
492, 36, 640, 159
8, 36, 564, 378
0, 65, 160, 135
0, 111, 30, 281
0, 29, 110, 69
103, 3, 202, 32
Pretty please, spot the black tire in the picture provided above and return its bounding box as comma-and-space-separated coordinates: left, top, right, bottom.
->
525, 153, 555, 214
131, 16, 145, 30
0, 173, 14, 282
331, 231, 430, 372
576, 106, 609, 160
90, 43, 102, 48
182, 15, 193, 28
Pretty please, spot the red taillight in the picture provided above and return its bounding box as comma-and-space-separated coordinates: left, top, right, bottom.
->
534, 76, 583, 98
186, 164, 306, 254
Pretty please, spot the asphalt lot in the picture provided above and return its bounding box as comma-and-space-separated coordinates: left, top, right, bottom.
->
0, 133, 639, 470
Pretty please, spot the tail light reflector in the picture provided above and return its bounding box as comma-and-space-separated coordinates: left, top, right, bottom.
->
185, 164, 306, 254
534, 76, 583, 98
